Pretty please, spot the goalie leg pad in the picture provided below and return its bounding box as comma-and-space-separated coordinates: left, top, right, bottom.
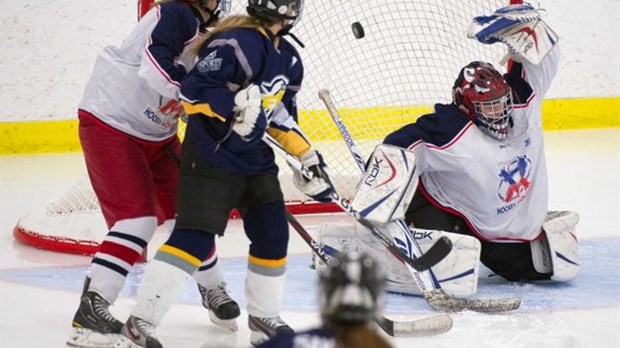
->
317, 223, 481, 297
351, 144, 418, 224
532, 211, 580, 282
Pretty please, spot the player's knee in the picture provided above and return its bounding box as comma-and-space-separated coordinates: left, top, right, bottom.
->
243, 201, 289, 259
164, 228, 216, 262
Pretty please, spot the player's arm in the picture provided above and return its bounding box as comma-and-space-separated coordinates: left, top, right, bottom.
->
139, 3, 199, 99
383, 110, 472, 173
269, 47, 333, 202
265, 40, 308, 157
180, 33, 263, 127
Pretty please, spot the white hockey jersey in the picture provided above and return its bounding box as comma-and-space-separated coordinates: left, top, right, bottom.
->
79, 3, 203, 141
384, 47, 561, 242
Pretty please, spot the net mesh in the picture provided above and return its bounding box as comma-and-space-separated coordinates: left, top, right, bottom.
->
261, 0, 510, 201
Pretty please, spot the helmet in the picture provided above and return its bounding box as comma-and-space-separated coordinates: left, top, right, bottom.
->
247, 0, 304, 29
184, 0, 231, 27
453, 61, 513, 140
319, 251, 386, 325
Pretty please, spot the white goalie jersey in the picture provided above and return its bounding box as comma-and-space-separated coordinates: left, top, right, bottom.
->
384, 45, 561, 243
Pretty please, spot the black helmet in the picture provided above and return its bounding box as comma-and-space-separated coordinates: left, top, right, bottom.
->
319, 251, 386, 325
247, 0, 304, 27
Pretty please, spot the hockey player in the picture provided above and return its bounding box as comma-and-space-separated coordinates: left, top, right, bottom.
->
67, 1, 241, 348
114, 0, 334, 347
257, 251, 393, 348
319, 3, 579, 297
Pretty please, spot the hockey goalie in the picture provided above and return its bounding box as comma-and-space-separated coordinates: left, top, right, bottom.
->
316, 3, 579, 298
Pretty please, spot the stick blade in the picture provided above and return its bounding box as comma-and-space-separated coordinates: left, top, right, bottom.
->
376, 314, 453, 337
424, 289, 521, 313
409, 236, 453, 271
465, 296, 521, 313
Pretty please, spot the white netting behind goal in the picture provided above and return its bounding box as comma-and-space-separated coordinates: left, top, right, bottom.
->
14, 0, 518, 255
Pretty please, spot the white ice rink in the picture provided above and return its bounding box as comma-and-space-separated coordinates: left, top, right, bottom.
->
1, 128, 619, 348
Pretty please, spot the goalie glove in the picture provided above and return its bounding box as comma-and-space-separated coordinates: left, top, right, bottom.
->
293, 150, 334, 202
232, 84, 267, 141
467, 3, 558, 65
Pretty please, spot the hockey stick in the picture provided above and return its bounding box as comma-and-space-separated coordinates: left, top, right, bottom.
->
319, 88, 521, 313
284, 210, 453, 337
284, 210, 340, 267
263, 134, 452, 272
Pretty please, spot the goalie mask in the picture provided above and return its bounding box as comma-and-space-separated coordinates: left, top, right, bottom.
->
319, 252, 386, 325
247, 0, 304, 34
453, 61, 514, 141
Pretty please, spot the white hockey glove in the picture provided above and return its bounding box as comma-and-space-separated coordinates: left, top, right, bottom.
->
467, 3, 559, 65
293, 150, 334, 202
232, 84, 267, 141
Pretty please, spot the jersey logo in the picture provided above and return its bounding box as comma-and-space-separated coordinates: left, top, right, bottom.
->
197, 50, 222, 72
260, 75, 289, 118
496, 155, 532, 214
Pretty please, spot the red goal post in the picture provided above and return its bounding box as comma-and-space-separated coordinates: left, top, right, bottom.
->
13, 0, 521, 256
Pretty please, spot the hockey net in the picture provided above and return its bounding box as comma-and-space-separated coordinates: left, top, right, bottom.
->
14, 0, 519, 255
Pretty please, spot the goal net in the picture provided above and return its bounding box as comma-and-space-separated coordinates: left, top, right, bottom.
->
14, 0, 519, 255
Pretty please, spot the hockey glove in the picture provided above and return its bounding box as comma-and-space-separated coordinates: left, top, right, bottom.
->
467, 3, 558, 65
468, 3, 540, 44
232, 84, 267, 141
293, 150, 334, 203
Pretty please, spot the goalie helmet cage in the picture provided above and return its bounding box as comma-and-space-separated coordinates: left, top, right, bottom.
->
13, 0, 522, 256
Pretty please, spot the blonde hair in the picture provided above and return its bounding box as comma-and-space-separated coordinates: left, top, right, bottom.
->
189, 15, 267, 58
153, 0, 176, 6
152, 0, 175, 7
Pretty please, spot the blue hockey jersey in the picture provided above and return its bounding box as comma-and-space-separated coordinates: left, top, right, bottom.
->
180, 25, 312, 175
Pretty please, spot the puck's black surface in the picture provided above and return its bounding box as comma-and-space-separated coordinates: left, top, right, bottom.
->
352, 21, 365, 39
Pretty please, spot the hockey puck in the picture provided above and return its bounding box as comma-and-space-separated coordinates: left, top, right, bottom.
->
351, 21, 365, 39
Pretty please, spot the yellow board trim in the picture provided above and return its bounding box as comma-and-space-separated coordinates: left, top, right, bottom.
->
1, 97, 618, 155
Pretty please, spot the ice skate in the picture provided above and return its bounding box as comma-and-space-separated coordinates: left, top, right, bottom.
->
114, 316, 161, 348
198, 282, 240, 331
66, 291, 123, 348
248, 315, 294, 346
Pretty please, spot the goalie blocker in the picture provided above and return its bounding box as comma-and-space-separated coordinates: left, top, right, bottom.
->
316, 211, 579, 297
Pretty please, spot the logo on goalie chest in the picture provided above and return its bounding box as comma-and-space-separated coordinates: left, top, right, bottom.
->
496, 155, 532, 214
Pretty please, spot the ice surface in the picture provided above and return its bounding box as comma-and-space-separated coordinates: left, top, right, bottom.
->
1, 129, 619, 347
